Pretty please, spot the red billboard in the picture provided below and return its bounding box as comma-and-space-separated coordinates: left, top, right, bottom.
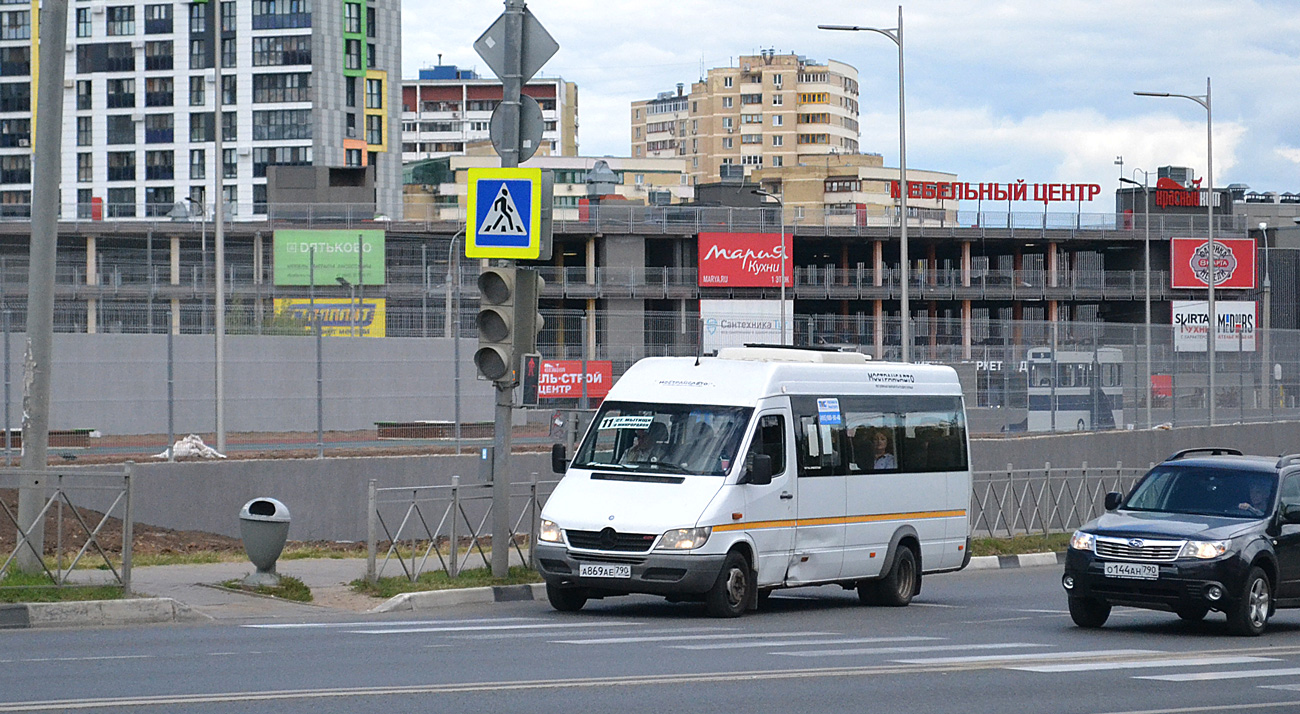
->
539, 360, 613, 400
1170, 237, 1256, 290
698, 232, 792, 288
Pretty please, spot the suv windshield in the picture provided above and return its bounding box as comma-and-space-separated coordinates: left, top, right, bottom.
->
1124, 465, 1277, 519
571, 401, 753, 476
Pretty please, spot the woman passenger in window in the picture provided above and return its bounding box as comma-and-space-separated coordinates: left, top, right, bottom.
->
872, 429, 897, 470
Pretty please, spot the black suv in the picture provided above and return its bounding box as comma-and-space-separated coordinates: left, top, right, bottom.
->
1063, 448, 1300, 636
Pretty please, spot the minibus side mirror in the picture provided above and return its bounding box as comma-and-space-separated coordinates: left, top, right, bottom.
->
744, 454, 773, 486
1104, 491, 1123, 511
551, 443, 568, 474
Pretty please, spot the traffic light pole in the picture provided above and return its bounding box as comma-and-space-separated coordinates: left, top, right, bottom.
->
490, 0, 525, 579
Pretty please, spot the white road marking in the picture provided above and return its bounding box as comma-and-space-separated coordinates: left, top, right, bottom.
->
1013, 655, 1276, 673
670, 636, 941, 651
908, 602, 963, 608
1140, 667, 1300, 682
893, 648, 1161, 664
451, 626, 738, 641
780, 642, 1046, 657
351, 621, 643, 635
551, 632, 835, 645
0, 655, 152, 664
243, 617, 541, 629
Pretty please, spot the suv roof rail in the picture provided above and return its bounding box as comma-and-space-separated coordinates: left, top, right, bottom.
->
1167, 447, 1244, 461
1277, 454, 1300, 470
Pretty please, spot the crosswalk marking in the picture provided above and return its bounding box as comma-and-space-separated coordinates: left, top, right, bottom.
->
1139, 666, 1300, 682
893, 648, 1160, 665
780, 642, 1046, 658
551, 632, 835, 645
669, 636, 942, 651
1013, 655, 1276, 673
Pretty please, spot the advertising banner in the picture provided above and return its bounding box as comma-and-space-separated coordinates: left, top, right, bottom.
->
1172, 300, 1256, 352
273, 229, 386, 286
1170, 237, 1256, 289
700, 299, 789, 352
538, 360, 613, 399
698, 232, 792, 288
273, 298, 387, 337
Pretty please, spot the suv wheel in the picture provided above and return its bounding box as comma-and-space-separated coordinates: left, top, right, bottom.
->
1226, 567, 1271, 636
1068, 595, 1111, 628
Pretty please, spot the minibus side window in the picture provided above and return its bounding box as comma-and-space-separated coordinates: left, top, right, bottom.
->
792, 396, 846, 477
898, 398, 968, 472
745, 414, 786, 478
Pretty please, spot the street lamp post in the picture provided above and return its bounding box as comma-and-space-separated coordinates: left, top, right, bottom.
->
446, 229, 464, 453
1136, 78, 1215, 425
820, 5, 910, 361
1119, 170, 1152, 429
752, 189, 789, 344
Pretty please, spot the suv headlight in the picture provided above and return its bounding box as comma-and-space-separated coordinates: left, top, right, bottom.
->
1180, 540, 1229, 559
538, 519, 563, 543
655, 527, 712, 550
1069, 531, 1095, 551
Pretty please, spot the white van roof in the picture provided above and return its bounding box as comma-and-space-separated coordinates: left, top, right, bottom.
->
604, 350, 963, 407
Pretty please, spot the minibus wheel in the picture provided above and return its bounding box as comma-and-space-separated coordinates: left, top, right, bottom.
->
706, 552, 752, 618
859, 545, 918, 606
546, 584, 588, 612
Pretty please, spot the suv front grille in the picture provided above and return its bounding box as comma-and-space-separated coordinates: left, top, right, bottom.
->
565, 529, 657, 552
1094, 536, 1185, 562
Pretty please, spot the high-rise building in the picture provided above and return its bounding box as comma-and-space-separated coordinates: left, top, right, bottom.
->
0, 0, 402, 220
401, 65, 578, 162
631, 51, 859, 184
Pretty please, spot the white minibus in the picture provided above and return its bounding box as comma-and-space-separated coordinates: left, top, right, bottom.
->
536, 346, 972, 617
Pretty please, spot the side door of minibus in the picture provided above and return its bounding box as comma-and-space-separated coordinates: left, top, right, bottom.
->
741, 407, 797, 587
787, 396, 847, 584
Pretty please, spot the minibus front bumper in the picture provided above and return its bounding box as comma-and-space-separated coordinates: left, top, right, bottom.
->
534, 542, 726, 596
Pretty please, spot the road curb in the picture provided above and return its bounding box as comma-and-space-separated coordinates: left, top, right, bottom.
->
0, 598, 211, 629
966, 551, 1067, 570
371, 583, 546, 613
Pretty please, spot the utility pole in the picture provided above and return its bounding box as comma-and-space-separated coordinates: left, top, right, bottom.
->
18, 0, 70, 570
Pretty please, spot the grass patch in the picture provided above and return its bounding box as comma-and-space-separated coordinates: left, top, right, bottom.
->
218, 575, 313, 602
0, 569, 125, 603
351, 565, 541, 599
970, 532, 1072, 557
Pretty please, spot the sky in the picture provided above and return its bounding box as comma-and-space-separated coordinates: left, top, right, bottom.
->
402, 0, 1300, 212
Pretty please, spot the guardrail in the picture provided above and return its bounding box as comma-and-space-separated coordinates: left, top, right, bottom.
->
364, 474, 558, 583
970, 462, 1147, 538
0, 464, 135, 594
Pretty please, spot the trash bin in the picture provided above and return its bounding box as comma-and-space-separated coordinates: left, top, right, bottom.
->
239, 497, 290, 587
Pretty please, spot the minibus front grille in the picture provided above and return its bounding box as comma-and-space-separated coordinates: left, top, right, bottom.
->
565, 529, 657, 552
570, 552, 646, 565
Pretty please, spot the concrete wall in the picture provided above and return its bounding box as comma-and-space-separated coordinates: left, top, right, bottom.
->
2, 333, 496, 435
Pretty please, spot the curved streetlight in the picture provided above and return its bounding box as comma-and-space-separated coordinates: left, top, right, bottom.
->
820, 5, 910, 361
1135, 78, 1215, 424
752, 189, 789, 344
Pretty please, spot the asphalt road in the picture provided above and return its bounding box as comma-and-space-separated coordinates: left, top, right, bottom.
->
6, 565, 1300, 713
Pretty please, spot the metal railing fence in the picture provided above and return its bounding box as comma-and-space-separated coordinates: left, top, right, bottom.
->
0, 465, 134, 594
970, 463, 1147, 538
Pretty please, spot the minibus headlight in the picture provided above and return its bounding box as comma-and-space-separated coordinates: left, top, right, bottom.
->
1180, 540, 1229, 559
655, 527, 712, 550
1069, 531, 1095, 552
538, 519, 563, 543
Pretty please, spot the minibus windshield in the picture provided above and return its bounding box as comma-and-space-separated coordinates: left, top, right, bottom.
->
571, 401, 753, 476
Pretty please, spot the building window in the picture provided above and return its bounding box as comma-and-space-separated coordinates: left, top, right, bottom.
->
145, 150, 174, 180
77, 189, 93, 219
106, 115, 135, 144
144, 40, 173, 71
773, 74, 784, 88
222, 75, 236, 105
77, 116, 93, 146
771, 156, 783, 168
252, 145, 311, 178
364, 78, 382, 109
222, 148, 236, 179
0, 117, 29, 148
221, 38, 237, 68
772, 94, 783, 106
0, 45, 28, 78
144, 77, 173, 107
106, 78, 135, 109
722, 117, 733, 129
825, 178, 861, 193
106, 187, 135, 217
106, 6, 134, 36
145, 186, 174, 216
344, 2, 361, 33
222, 110, 236, 141
0, 154, 28, 183
772, 135, 783, 147
345, 76, 356, 107
189, 3, 206, 33
252, 72, 311, 103
190, 112, 213, 142
252, 109, 312, 140
741, 134, 761, 144
741, 94, 762, 105
723, 76, 733, 88
190, 39, 210, 70
190, 149, 205, 180
722, 97, 732, 108
741, 114, 762, 124
0, 10, 29, 40
741, 155, 763, 166
367, 43, 376, 69
252, 35, 311, 66
0, 81, 28, 112
189, 76, 205, 106
365, 114, 382, 144
144, 113, 173, 143
722, 138, 733, 149
220, 0, 235, 32
345, 148, 361, 167
76, 80, 92, 111
252, 0, 313, 30
76, 8, 92, 37
107, 151, 135, 181
144, 3, 172, 33
772, 115, 784, 127
344, 39, 361, 70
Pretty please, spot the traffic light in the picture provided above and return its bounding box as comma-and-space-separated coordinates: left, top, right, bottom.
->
475, 266, 517, 382
474, 266, 545, 383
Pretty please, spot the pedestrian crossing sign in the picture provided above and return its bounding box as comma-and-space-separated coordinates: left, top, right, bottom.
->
466, 167, 543, 259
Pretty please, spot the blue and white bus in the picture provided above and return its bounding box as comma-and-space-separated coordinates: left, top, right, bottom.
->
1026, 347, 1124, 432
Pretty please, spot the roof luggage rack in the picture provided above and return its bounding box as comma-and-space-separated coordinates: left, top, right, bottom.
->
1167, 447, 1243, 461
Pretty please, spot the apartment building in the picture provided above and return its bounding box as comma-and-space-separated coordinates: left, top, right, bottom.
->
630, 51, 859, 184
0, 0, 404, 219
400, 64, 578, 162
751, 153, 959, 225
